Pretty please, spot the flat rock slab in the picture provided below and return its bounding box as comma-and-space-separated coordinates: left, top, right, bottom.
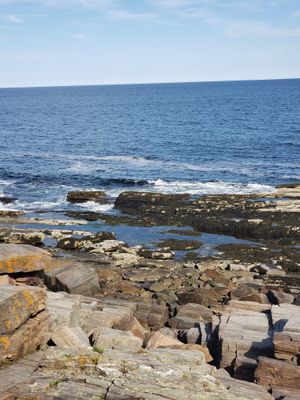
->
9, 347, 273, 400
0, 244, 51, 274
0, 351, 44, 396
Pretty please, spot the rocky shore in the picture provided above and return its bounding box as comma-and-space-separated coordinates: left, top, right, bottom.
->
0, 183, 299, 399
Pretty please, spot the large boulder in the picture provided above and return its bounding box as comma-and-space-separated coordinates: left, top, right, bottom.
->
66, 190, 107, 203
218, 310, 273, 377
0, 244, 51, 274
0, 285, 49, 365
43, 261, 100, 296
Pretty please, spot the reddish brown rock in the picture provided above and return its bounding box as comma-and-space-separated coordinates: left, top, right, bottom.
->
255, 357, 300, 391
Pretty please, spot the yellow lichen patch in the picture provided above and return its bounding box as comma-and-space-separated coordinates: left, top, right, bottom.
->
4, 320, 12, 330
0, 254, 51, 273
22, 290, 34, 306
0, 336, 10, 351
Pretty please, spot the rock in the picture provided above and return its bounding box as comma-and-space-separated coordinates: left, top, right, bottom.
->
0, 244, 51, 274
0, 229, 45, 245
0, 285, 49, 365
276, 183, 300, 198
113, 315, 146, 340
273, 331, 300, 363
0, 275, 15, 286
176, 303, 213, 322
15, 276, 44, 287
145, 331, 182, 349
177, 287, 221, 308
46, 291, 134, 335
91, 327, 143, 352
228, 300, 272, 313
271, 304, 300, 332
139, 248, 175, 260
43, 261, 100, 296
111, 252, 140, 266
9, 347, 267, 400
51, 326, 91, 349
231, 285, 270, 304
0, 352, 44, 397
271, 387, 300, 400
115, 191, 190, 213
158, 238, 202, 251
219, 310, 273, 375
0, 210, 23, 217
200, 269, 232, 292
255, 356, 300, 391
66, 190, 107, 203
90, 239, 125, 253
220, 375, 275, 400
0, 286, 46, 335
135, 302, 169, 329
56, 231, 116, 250
234, 356, 258, 382
253, 263, 286, 276
0, 196, 15, 204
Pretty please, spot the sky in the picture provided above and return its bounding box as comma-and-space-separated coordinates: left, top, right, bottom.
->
0, 0, 300, 87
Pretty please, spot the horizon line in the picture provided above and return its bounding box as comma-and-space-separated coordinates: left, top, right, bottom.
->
0, 76, 299, 90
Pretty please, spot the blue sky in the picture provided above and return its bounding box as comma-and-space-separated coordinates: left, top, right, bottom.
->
0, 0, 300, 87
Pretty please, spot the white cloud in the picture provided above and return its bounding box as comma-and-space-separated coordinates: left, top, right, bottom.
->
72, 32, 91, 39
225, 21, 300, 38
4, 14, 23, 23
107, 9, 159, 21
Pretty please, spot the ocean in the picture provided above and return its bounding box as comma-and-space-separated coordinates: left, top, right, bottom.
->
0, 79, 299, 213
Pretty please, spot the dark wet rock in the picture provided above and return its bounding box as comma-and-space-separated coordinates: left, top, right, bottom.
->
158, 238, 202, 251
115, 191, 191, 213
66, 190, 107, 203
161, 229, 201, 236
0, 196, 16, 204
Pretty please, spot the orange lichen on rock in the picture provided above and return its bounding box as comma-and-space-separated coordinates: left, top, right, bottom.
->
0, 244, 51, 274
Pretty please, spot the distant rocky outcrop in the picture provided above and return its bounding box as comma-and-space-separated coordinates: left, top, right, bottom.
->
66, 190, 108, 203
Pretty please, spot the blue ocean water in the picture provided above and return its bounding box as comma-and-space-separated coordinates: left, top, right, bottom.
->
0, 79, 299, 212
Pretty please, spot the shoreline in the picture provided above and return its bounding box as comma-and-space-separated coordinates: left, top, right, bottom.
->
0, 183, 299, 399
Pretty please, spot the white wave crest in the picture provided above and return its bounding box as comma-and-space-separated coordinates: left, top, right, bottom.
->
148, 180, 275, 195
77, 201, 114, 213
